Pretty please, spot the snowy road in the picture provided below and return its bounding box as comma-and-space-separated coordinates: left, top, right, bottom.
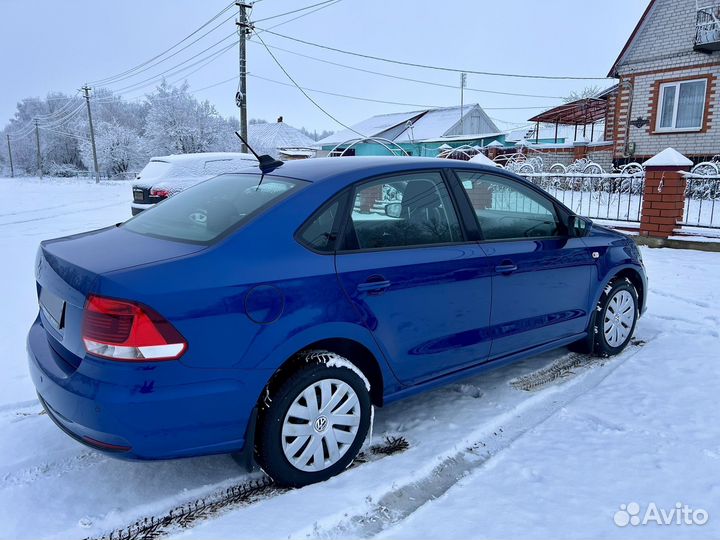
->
1, 177, 719, 539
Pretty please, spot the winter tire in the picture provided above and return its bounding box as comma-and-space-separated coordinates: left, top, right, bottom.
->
593, 277, 639, 357
255, 351, 372, 487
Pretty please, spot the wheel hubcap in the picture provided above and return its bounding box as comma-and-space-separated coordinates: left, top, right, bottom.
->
603, 290, 636, 347
281, 379, 361, 472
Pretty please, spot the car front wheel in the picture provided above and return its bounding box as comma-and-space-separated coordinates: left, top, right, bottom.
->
594, 278, 639, 356
256, 352, 372, 487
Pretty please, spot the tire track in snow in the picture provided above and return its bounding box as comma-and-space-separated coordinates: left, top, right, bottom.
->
308, 335, 655, 539
509, 339, 646, 392
0, 201, 127, 227
1, 450, 106, 488
649, 288, 712, 309
86, 438, 409, 540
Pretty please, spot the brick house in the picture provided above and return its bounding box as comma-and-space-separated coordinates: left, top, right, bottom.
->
608, 0, 720, 163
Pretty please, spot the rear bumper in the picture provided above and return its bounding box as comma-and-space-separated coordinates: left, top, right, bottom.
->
27, 316, 261, 460
131, 202, 154, 216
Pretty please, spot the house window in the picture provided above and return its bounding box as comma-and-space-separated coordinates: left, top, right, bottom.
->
656, 79, 708, 131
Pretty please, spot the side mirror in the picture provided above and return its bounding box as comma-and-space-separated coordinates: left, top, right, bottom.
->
385, 202, 402, 219
568, 215, 592, 237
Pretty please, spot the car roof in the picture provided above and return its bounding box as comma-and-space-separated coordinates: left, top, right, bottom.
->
150, 152, 257, 163
242, 156, 506, 187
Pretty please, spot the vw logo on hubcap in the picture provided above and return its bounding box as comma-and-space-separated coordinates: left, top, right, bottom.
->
313, 415, 328, 433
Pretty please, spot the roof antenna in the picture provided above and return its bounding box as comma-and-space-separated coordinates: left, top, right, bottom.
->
235, 131, 284, 173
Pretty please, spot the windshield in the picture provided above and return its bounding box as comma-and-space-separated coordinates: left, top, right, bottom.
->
123, 174, 304, 243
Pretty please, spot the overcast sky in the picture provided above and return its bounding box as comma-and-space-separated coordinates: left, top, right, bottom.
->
0, 0, 649, 133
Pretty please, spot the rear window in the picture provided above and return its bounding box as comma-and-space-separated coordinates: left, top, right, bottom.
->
123, 174, 304, 243
138, 160, 171, 180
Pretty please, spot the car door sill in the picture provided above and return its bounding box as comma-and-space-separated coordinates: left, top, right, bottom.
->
383, 332, 588, 405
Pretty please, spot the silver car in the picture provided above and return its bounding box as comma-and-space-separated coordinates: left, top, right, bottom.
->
131, 152, 258, 215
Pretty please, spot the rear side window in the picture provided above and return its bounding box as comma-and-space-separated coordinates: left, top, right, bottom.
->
299, 200, 341, 252
123, 174, 304, 243
342, 172, 463, 250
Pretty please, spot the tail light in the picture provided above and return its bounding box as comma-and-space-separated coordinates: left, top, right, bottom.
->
150, 187, 171, 199
82, 295, 187, 361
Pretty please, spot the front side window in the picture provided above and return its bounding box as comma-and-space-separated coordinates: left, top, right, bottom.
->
124, 174, 303, 243
657, 79, 707, 131
342, 172, 462, 250
457, 171, 561, 240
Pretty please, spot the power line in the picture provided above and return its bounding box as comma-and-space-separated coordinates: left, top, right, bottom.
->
259, 0, 342, 31
89, 1, 236, 85
252, 0, 339, 23
249, 40, 566, 100
7, 101, 86, 138
38, 125, 89, 142
107, 37, 238, 95
91, 11, 237, 88
250, 73, 442, 108
249, 72, 555, 110
255, 28, 613, 81
251, 28, 366, 137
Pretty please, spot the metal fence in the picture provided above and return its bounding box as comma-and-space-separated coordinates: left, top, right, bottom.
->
495, 155, 646, 224
681, 173, 720, 228
520, 172, 645, 223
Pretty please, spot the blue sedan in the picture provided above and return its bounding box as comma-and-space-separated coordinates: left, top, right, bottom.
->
27, 156, 646, 487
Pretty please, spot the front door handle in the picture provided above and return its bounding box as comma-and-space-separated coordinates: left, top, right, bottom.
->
357, 277, 391, 294
495, 262, 518, 274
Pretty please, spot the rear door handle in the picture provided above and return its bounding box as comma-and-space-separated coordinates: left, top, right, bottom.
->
495, 263, 518, 274
357, 278, 391, 294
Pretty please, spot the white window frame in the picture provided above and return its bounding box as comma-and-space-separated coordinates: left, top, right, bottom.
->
655, 78, 708, 133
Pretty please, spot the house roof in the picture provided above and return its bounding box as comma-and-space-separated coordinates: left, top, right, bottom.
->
608, 0, 657, 77
248, 122, 317, 159
415, 132, 504, 143
315, 110, 424, 146
316, 104, 499, 146
529, 98, 608, 125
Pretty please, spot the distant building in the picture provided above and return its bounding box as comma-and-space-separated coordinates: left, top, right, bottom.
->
248, 118, 318, 160
316, 104, 503, 157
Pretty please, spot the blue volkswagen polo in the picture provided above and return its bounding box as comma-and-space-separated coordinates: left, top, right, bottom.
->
28, 156, 646, 487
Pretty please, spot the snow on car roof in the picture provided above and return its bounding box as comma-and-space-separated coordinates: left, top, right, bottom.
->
149, 152, 257, 163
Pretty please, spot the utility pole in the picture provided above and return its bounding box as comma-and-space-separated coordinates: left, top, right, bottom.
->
460, 72, 467, 133
34, 119, 42, 179
236, 2, 250, 153
82, 85, 100, 183
6, 134, 14, 178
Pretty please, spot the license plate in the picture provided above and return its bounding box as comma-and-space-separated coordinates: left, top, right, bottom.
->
133, 190, 144, 202
39, 288, 65, 331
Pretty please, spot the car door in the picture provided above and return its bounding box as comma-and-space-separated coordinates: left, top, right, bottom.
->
334, 170, 492, 386
454, 170, 595, 359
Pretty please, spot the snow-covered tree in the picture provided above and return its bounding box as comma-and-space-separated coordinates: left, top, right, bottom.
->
80, 121, 144, 177
143, 81, 227, 155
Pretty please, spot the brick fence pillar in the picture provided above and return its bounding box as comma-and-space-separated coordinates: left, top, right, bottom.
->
573, 140, 589, 161
358, 184, 382, 213
640, 148, 692, 238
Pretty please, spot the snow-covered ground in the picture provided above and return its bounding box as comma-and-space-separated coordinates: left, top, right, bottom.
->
1, 176, 719, 539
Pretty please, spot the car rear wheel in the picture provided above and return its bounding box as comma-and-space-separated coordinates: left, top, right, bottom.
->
255, 352, 372, 487
593, 278, 639, 357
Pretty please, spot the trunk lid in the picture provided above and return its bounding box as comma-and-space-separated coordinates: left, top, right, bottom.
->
36, 226, 204, 364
